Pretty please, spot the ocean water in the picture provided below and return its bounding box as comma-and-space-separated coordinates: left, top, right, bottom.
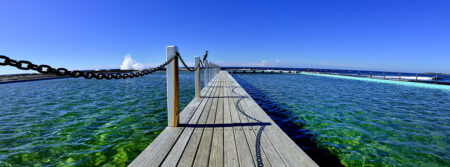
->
233, 73, 450, 166
0, 71, 197, 166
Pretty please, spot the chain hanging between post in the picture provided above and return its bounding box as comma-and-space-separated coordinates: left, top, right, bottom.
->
177, 51, 208, 71
0, 50, 210, 80
0, 54, 176, 80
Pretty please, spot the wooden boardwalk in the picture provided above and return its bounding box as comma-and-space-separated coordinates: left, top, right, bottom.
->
129, 71, 317, 167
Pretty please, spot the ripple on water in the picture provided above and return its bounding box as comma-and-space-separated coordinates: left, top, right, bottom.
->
0, 71, 196, 166
233, 73, 450, 167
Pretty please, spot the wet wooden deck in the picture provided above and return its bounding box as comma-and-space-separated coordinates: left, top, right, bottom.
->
129, 71, 317, 167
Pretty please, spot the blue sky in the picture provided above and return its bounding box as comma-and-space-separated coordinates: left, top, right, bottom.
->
1, 0, 449, 74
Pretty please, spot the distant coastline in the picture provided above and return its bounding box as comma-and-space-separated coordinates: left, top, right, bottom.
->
423, 72, 450, 76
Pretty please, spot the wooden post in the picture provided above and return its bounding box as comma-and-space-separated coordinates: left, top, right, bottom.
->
384, 72, 386, 79
212, 64, 215, 77
204, 60, 209, 87
370, 72, 372, 78
195, 56, 201, 98
209, 62, 212, 82
416, 74, 418, 81
399, 73, 401, 80
166, 46, 179, 127
209, 63, 213, 81
213, 64, 216, 77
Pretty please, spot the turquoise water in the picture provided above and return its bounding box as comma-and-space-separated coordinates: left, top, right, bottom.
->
234, 73, 450, 166
302, 72, 450, 91
0, 71, 196, 166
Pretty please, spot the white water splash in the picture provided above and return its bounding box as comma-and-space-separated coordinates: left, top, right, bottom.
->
120, 54, 144, 70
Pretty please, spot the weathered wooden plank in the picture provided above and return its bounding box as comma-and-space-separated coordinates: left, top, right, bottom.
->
226, 76, 256, 167
177, 78, 220, 167
209, 128, 224, 166
233, 85, 272, 167
176, 128, 203, 167
231, 84, 287, 167
192, 75, 222, 167
222, 73, 240, 167
179, 84, 211, 124
209, 78, 225, 167
161, 79, 218, 167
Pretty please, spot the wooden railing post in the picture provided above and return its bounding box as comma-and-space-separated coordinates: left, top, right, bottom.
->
209, 62, 212, 82
166, 46, 179, 127
204, 60, 209, 87
195, 56, 201, 98
214, 64, 217, 76
212, 64, 215, 78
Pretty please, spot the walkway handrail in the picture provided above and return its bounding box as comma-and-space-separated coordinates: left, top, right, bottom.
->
1, 45, 221, 127
0, 55, 175, 79
178, 51, 208, 71
0, 51, 209, 80
166, 46, 220, 127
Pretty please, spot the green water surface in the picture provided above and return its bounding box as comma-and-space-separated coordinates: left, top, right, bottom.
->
0, 71, 196, 166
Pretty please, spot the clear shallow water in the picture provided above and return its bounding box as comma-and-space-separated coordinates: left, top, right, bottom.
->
233, 73, 450, 167
0, 71, 196, 166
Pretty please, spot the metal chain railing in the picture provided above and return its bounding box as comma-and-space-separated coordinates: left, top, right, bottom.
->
0, 50, 209, 80
177, 52, 199, 72
177, 51, 208, 71
0, 54, 175, 80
